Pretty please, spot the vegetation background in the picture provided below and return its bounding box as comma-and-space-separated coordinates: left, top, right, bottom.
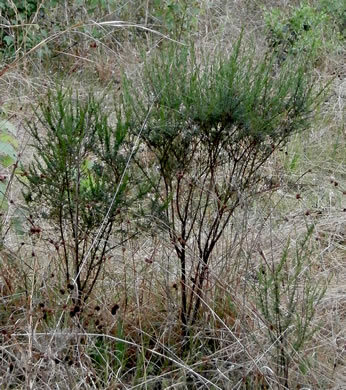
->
0, 0, 345, 389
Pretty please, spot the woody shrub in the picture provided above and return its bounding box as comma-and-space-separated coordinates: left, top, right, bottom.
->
22, 88, 135, 306
255, 227, 327, 388
123, 36, 326, 339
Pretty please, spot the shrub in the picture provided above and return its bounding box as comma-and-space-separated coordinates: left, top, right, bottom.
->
254, 227, 327, 388
22, 88, 136, 306
123, 35, 326, 340
318, 0, 346, 37
264, 2, 340, 63
0, 0, 58, 60
151, 0, 200, 39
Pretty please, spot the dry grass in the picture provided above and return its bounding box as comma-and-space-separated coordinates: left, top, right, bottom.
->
0, 0, 345, 389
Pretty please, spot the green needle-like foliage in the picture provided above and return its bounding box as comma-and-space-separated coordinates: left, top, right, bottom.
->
23, 88, 132, 304
124, 35, 327, 335
256, 226, 328, 387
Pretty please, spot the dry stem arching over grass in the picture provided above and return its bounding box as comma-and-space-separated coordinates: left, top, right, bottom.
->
0, 0, 345, 389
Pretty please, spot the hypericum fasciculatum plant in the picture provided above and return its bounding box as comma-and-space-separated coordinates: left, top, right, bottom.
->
22, 88, 136, 307
123, 35, 326, 339
255, 226, 327, 388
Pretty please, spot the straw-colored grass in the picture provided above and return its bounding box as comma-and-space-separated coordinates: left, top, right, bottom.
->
0, 0, 344, 388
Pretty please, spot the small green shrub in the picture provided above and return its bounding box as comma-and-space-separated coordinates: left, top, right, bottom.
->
151, 0, 200, 39
255, 226, 327, 388
318, 0, 346, 37
0, 0, 39, 20
22, 88, 136, 305
264, 2, 340, 63
124, 35, 326, 338
0, 0, 58, 60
